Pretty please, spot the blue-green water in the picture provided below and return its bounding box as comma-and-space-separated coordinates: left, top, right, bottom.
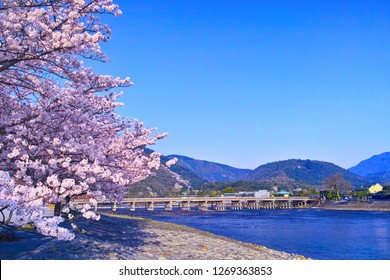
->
118, 208, 390, 260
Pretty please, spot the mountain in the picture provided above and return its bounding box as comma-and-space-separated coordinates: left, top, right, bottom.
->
246, 159, 367, 187
127, 151, 247, 197
164, 154, 252, 182
125, 149, 197, 197
349, 152, 390, 178
128, 150, 374, 197
364, 171, 390, 184
126, 164, 189, 197
160, 155, 206, 188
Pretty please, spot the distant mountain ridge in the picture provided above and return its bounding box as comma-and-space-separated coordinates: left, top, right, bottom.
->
126, 150, 196, 197
160, 154, 206, 188
129, 150, 376, 197
349, 152, 390, 183
164, 154, 252, 183
349, 152, 390, 176
246, 159, 367, 187
364, 171, 390, 184
163, 155, 368, 187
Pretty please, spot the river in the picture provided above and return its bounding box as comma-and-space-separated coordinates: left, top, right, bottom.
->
117, 208, 390, 260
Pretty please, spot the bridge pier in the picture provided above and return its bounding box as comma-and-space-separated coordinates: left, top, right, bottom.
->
199, 201, 209, 211
265, 200, 276, 209
164, 201, 173, 211
147, 202, 154, 211
215, 201, 226, 211
279, 201, 290, 209
264, 201, 275, 209
278, 201, 292, 209
247, 201, 260, 210
111, 201, 117, 212
181, 201, 190, 211
129, 202, 136, 211
231, 201, 243, 210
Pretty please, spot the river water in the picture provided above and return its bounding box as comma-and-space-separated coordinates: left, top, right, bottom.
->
117, 208, 390, 260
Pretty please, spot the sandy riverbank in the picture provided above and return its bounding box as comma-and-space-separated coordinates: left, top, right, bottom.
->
1, 213, 307, 260
320, 200, 390, 211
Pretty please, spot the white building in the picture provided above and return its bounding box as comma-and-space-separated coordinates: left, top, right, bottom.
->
254, 190, 271, 198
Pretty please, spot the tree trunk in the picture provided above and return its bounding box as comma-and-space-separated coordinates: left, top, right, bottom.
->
54, 202, 61, 216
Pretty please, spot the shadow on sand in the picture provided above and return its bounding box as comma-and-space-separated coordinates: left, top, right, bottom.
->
0, 213, 158, 260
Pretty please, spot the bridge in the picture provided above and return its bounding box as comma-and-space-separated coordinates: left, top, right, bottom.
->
79, 196, 321, 212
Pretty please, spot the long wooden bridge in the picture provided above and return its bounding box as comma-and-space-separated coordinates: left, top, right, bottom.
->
80, 196, 321, 212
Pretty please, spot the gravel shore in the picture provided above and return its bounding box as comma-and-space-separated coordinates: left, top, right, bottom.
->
1, 213, 307, 260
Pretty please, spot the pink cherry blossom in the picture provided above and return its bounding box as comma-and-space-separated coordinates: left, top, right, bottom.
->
0, 0, 166, 240
166, 158, 178, 168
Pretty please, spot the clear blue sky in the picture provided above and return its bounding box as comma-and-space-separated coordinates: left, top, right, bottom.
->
95, 0, 390, 169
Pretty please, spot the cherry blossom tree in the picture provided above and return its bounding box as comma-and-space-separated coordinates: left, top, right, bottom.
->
0, 0, 166, 240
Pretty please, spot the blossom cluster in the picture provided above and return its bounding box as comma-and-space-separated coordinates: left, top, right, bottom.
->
165, 158, 178, 168
0, 1, 166, 239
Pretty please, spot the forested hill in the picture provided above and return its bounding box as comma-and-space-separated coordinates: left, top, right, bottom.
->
160, 154, 206, 188
245, 159, 368, 187
349, 152, 390, 183
164, 154, 252, 182
126, 150, 206, 197
127, 153, 251, 197
130, 151, 371, 197
162, 155, 369, 187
